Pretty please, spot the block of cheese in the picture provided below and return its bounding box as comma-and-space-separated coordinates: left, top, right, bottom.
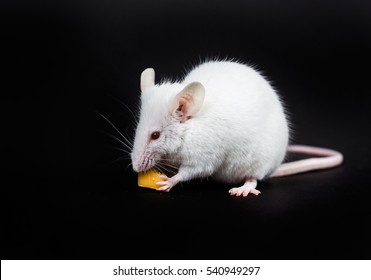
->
138, 169, 166, 189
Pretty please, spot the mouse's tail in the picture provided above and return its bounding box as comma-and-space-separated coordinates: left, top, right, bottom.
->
270, 145, 344, 178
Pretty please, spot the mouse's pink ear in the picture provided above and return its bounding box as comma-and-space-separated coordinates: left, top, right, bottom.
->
173, 82, 205, 122
140, 68, 155, 93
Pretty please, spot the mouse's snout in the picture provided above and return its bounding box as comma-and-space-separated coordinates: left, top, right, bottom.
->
131, 154, 141, 173
132, 162, 140, 173
132, 159, 143, 173
131, 152, 140, 173
131, 151, 154, 173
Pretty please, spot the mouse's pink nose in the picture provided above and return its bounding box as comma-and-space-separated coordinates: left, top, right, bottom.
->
132, 153, 152, 173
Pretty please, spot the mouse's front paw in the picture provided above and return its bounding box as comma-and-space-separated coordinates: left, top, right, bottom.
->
156, 175, 177, 192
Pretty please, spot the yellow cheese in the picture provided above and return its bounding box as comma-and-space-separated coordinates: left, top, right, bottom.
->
138, 169, 166, 189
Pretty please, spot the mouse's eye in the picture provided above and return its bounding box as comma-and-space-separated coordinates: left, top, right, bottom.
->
150, 131, 161, 140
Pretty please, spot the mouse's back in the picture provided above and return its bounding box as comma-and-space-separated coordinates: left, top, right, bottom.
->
180, 60, 289, 180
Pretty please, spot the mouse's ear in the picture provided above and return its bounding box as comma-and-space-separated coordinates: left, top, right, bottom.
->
140, 68, 155, 92
173, 82, 205, 122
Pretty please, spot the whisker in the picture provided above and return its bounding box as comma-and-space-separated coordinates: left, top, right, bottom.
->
156, 161, 178, 170
154, 165, 174, 176
157, 154, 198, 168
111, 146, 131, 155
107, 94, 139, 126
156, 158, 176, 163
96, 111, 133, 149
157, 160, 179, 169
103, 131, 133, 152
111, 156, 130, 164
156, 164, 172, 173
126, 162, 134, 170
158, 155, 195, 164
117, 156, 132, 160
155, 161, 179, 176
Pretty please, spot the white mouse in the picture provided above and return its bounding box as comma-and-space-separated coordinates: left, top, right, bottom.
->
130, 59, 343, 196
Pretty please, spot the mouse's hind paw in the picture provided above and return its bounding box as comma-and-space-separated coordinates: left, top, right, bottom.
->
229, 178, 260, 197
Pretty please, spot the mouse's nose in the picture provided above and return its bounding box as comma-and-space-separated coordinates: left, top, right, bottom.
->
132, 159, 142, 173
131, 153, 140, 173
132, 156, 147, 173
132, 165, 139, 173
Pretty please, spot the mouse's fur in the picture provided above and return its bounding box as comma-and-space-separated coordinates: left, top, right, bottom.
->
131, 59, 343, 196
132, 60, 288, 186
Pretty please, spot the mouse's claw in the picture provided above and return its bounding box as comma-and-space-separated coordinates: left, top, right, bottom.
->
156, 174, 168, 184
229, 178, 260, 197
156, 175, 176, 192
229, 187, 261, 196
157, 183, 173, 192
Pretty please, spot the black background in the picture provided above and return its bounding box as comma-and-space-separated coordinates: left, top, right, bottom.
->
1, 0, 371, 259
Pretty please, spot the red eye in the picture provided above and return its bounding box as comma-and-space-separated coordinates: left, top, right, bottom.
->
151, 131, 161, 140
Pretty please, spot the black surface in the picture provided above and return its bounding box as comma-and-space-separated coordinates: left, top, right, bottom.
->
1, 0, 371, 259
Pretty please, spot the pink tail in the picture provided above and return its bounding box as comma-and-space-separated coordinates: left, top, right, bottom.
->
270, 145, 344, 178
